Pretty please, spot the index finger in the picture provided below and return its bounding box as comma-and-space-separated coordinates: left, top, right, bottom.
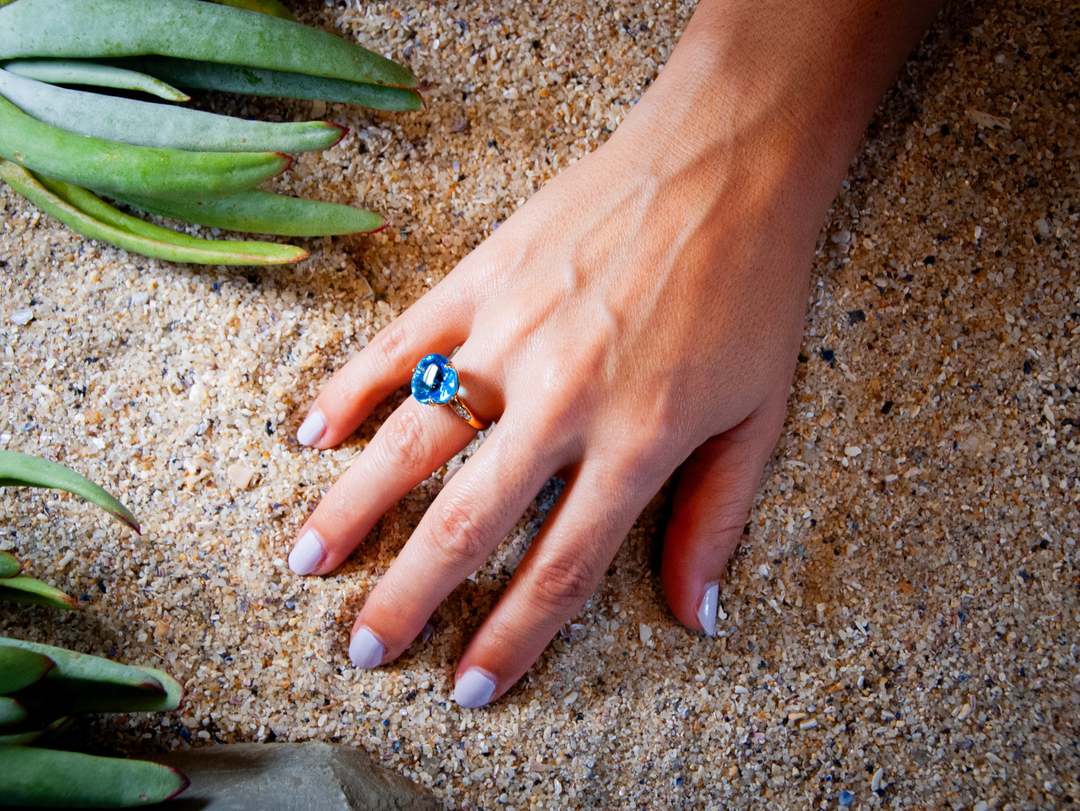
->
296, 287, 473, 449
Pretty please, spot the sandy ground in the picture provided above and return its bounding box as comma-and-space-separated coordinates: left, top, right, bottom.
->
1, 1, 1078, 809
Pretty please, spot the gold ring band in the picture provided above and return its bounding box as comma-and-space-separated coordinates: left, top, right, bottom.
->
447, 393, 490, 430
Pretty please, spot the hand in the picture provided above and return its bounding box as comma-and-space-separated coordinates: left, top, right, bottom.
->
288, 0, 945, 706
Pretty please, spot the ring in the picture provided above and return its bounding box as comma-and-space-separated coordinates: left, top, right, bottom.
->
411, 353, 490, 430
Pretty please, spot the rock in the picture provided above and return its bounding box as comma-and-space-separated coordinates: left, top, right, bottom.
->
152, 742, 438, 811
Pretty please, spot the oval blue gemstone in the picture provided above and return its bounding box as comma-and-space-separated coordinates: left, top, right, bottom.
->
411, 353, 458, 405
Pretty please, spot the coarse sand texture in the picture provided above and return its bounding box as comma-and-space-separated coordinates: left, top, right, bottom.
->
1, 1, 1078, 809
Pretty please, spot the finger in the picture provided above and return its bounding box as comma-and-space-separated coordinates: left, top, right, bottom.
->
660, 405, 786, 637
346, 411, 568, 671
450, 460, 644, 708
296, 288, 474, 449
289, 394, 483, 577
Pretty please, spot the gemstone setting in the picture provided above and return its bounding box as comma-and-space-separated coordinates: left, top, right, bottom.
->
411, 353, 458, 405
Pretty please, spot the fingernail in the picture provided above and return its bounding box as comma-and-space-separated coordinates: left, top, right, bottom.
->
453, 668, 496, 709
297, 409, 327, 447
349, 626, 385, 669
697, 581, 719, 636
288, 529, 326, 575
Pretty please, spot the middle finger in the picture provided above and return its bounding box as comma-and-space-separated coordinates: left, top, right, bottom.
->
347, 407, 570, 668
289, 374, 495, 577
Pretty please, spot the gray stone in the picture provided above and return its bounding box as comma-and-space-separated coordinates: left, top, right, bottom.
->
152, 742, 439, 811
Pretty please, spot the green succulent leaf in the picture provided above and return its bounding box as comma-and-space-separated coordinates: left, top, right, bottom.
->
0, 576, 79, 611
0, 638, 164, 692
0, 745, 190, 806
0, 93, 291, 201
107, 56, 425, 112
0, 638, 183, 717
133, 666, 184, 712
0, 646, 54, 695
0, 0, 418, 89
1, 163, 309, 265
0, 449, 138, 532
0, 550, 20, 578
0, 729, 43, 746
0, 716, 73, 747
1, 58, 190, 101
0, 68, 346, 153
207, 0, 297, 21
0, 695, 28, 726
110, 188, 385, 237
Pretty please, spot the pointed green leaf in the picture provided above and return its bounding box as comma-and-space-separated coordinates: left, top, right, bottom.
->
0, 0, 417, 88
0, 645, 54, 693
0, 729, 43, 746
1, 58, 190, 101
0, 695, 28, 725
0, 638, 182, 716
0, 715, 74, 747
0, 550, 20, 578
108, 56, 425, 112
0, 576, 79, 611
207, 0, 296, 21
110, 189, 385, 237
0, 94, 291, 201
0, 746, 190, 806
1, 163, 309, 265
0, 449, 138, 531
0, 638, 166, 712
0, 68, 346, 153
133, 667, 184, 712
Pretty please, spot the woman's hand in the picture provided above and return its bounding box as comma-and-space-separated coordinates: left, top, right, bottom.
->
289, 0, 944, 706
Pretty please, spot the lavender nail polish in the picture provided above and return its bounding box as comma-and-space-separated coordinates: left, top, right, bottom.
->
697, 581, 719, 636
453, 668, 496, 709
349, 627, 385, 669
297, 409, 327, 447
288, 530, 326, 575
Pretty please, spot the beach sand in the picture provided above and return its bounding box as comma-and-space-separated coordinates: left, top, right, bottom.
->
1, 1, 1077, 808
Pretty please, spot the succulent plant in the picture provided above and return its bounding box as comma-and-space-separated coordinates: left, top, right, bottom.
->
0, 0, 422, 264
0, 640, 187, 806
0, 449, 138, 610
2, 451, 187, 806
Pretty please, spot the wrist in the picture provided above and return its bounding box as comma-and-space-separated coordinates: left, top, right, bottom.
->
609, 0, 945, 222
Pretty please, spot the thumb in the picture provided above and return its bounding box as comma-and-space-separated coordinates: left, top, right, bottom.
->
660, 406, 784, 635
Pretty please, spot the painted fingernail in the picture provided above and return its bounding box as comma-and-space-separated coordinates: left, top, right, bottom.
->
297, 409, 327, 447
349, 626, 385, 669
453, 668, 496, 709
697, 581, 719, 636
288, 529, 326, 575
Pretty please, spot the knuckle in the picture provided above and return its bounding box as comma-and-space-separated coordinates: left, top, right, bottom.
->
598, 441, 672, 494
427, 498, 490, 564
520, 366, 585, 440
530, 555, 596, 614
377, 408, 432, 471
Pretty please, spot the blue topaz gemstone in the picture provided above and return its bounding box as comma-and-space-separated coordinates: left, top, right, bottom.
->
411, 353, 458, 405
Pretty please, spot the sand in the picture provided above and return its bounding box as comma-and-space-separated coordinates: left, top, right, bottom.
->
1, 1, 1077, 809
